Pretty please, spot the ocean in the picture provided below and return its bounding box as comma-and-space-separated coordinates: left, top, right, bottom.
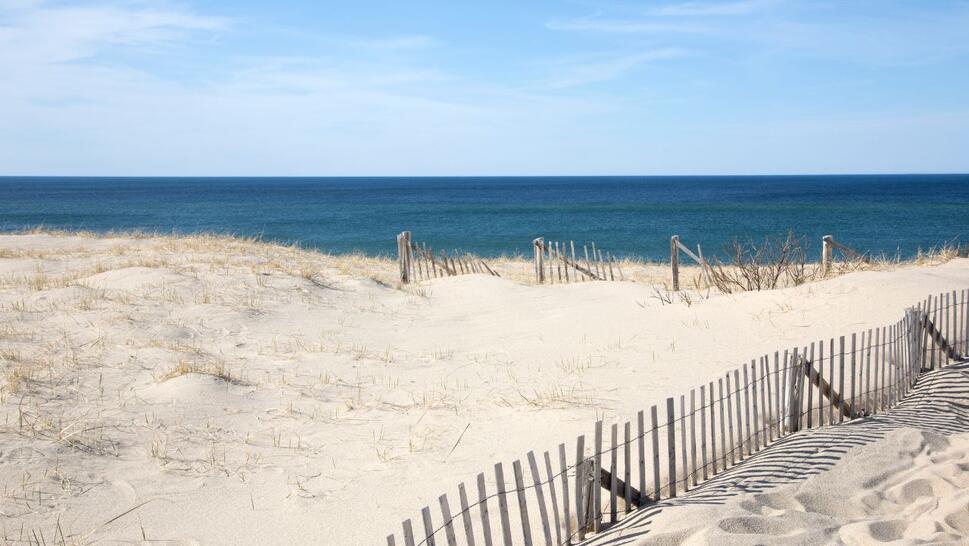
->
1, 175, 967, 261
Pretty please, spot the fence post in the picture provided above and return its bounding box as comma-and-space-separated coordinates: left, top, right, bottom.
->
398, 231, 412, 284
821, 235, 833, 276
670, 235, 680, 291
533, 238, 545, 284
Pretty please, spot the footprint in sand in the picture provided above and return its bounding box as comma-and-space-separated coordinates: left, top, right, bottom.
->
717, 515, 789, 535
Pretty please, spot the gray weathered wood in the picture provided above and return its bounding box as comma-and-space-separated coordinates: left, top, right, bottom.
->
623, 422, 632, 513
718, 378, 727, 471
749, 362, 759, 450
805, 343, 815, 428
670, 235, 680, 291
609, 424, 618, 523
709, 380, 718, 476
526, 452, 553, 546
422, 506, 437, 546
666, 397, 678, 498
838, 337, 846, 423
637, 410, 646, 505
734, 370, 743, 459
593, 421, 603, 531
691, 389, 700, 484
679, 395, 688, 491
849, 333, 857, 420
725, 372, 735, 465
494, 463, 513, 546
388, 533, 397, 546
816, 342, 824, 425
440, 494, 458, 546
458, 483, 476, 546
543, 452, 561, 546
403, 518, 417, 546
864, 330, 872, 414
558, 444, 572, 546
650, 405, 661, 498
574, 435, 586, 540
764, 357, 774, 441
512, 460, 533, 546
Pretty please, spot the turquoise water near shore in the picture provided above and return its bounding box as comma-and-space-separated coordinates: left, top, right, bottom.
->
1, 175, 967, 260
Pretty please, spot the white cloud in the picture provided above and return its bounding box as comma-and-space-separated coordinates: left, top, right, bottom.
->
535, 48, 691, 89
645, 0, 778, 17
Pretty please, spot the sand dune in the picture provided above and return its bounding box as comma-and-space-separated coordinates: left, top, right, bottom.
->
0, 233, 967, 545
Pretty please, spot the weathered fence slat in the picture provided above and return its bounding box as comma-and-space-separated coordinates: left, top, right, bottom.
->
718, 378, 727, 472
495, 463, 513, 546
574, 435, 586, 540
593, 421, 603, 531
637, 410, 646, 506
526, 452, 553, 546
543, 452, 562, 546
725, 372, 735, 466
623, 422, 632, 513
609, 424, 618, 523
512, 461, 533, 546
403, 518, 416, 546
422, 506, 437, 546
692, 388, 702, 484
650, 405, 661, 498
458, 483, 476, 546
679, 395, 689, 491
439, 494, 458, 546
666, 398, 678, 498
558, 444, 572, 546
708, 381, 717, 476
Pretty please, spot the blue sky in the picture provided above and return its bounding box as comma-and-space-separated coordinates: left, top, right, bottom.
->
2, 0, 968, 175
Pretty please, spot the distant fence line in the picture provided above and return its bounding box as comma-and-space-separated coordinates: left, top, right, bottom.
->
385, 289, 968, 546
396, 233, 906, 287
397, 231, 500, 284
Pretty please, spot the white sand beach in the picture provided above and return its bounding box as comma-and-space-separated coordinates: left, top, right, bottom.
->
1, 232, 968, 545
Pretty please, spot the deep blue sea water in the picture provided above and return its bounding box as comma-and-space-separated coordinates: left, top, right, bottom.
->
1, 175, 967, 261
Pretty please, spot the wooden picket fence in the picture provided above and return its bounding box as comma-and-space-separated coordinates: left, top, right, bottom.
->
385, 289, 968, 546
532, 238, 623, 284
397, 231, 500, 284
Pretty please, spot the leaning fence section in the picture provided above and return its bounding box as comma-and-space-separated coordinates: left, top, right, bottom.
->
532, 238, 623, 285
385, 289, 968, 546
397, 231, 501, 284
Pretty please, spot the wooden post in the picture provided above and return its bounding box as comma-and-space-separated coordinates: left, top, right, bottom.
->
670, 235, 680, 291
397, 231, 412, 284
822, 235, 833, 275
533, 238, 545, 284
